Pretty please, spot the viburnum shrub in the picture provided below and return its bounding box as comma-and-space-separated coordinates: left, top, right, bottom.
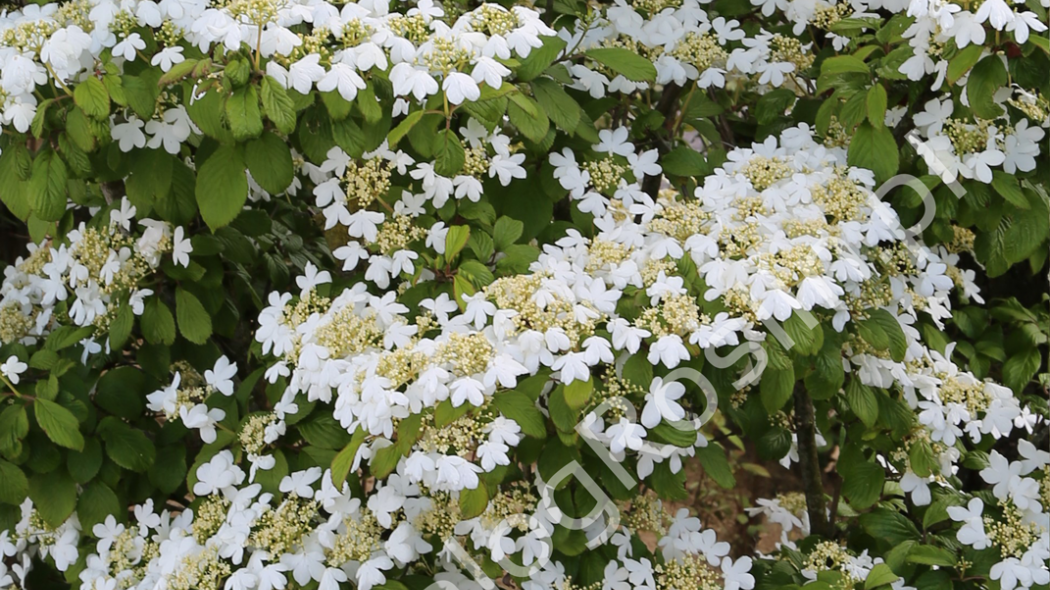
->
0, 0, 1048, 587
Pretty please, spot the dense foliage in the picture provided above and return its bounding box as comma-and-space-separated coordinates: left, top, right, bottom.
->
0, 0, 1047, 588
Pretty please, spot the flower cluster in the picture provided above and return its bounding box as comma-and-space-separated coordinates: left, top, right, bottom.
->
0, 0, 1045, 587
0, 0, 554, 135
0, 198, 189, 351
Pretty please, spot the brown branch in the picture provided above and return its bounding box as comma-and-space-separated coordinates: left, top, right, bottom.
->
794, 383, 834, 538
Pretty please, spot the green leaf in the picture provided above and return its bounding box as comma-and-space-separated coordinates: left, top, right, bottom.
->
459, 482, 489, 519
909, 440, 938, 477
29, 470, 77, 527
31, 99, 53, 138
859, 508, 921, 544
123, 74, 160, 120
493, 216, 524, 251
357, 82, 383, 125
175, 287, 213, 345
332, 117, 365, 158
34, 398, 84, 451
857, 316, 890, 350
74, 77, 111, 119
864, 564, 899, 590
1002, 346, 1041, 394
196, 144, 248, 230
783, 313, 824, 356
507, 93, 550, 143
649, 422, 698, 447
158, 58, 200, 86
760, 365, 795, 414
0, 405, 28, 457
388, 110, 425, 147
331, 428, 367, 484
99, 417, 156, 472
96, 366, 147, 420
226, 85, 264, 141
493, 391, 547, 438
866, 84, 887, 128
564, 377, 593, 410
650, 460, 688, 500
149, 445, 187, 494
661, 147, 709, 177
841, 457, 885, 509
548, 386, 580, 434
967, 55, 1007, 119
755, 88, 796, 125
245, 131, 294, 195
261, 76, 297, 134
585, 47, 658, 82
29, 150, 68, 222
847, 122, 898, 184
125, 149, 174, 212
370, 443, 402, 480
67, 438, 103, 484
108, 303, 134, 350
0, 146, 31, 220
432, 129, 465, 177
463, 96, 509, 132
77, 481, 121, 530
516, 36, 567, 82
845, 379, 879, 427
142, 297, 176, 345
946, 44, 984, 85
531, 77, 581, 133
299, 414, 352, 450
907, 545, 956, 567
0, 460, 28, 505
321, 90, 352, 120
867, 309, 907, 362
696, 443, 736, 488
991, 171, 1029, 209
444, 225, 471, 261
822, 55, 871, 75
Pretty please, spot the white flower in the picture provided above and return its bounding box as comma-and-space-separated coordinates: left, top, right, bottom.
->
647, 334, 690, 368
356, 555, 394, 590
975, 0, 1013, 28
980, 451, 1021, 500
595, 128, 634, 157
390, 63, 439, 101
296, 262, 333, 293
756, 61, 794, 87
913, 98, 953, 134
279, 467, 323, 498
641, 377, 687, 428
205, 355, 238, 396
180, 403, 226, 443
442, 72, 480, 104
317, 63, 366, 101
606, 418, 646, 454
489, 153, 527, 185
193, 450, 244, 496
0, 356, 27, 385
113, 33, 146, 61
110, 198, 137, 231
288, 54, 325, 94
150, 46, 185, 72
111, 117, 147, 152
721, 556, 755, 590
471, 56, 510, 89
172, 226, 193, 267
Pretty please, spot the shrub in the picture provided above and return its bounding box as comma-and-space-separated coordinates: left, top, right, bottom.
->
0, 0, 1047, 589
